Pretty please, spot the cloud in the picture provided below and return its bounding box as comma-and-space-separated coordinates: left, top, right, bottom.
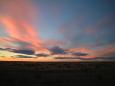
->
67, 47, 97, 59
68, 45, 115, 59
50, 46, 66, 54
105, 56, 115, 60
36, 53, 49, 57
94, 45, 115, 58
0, 0, 48, 52
11, 49, 35, 55
68, 47, 93, 54
72, 52, 88, 56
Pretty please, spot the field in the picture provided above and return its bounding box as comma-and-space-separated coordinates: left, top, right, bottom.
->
0, 61, 115, 86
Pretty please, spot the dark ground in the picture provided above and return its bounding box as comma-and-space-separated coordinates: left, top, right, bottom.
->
0, 61, 115, 86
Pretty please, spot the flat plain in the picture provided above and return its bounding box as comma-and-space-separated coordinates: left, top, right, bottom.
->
0, 61, 115, 86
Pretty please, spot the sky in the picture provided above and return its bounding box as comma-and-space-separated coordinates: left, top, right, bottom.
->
0, 0, 115, 59
36, 0, 115, 45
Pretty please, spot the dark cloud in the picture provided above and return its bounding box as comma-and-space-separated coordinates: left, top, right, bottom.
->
15, 55, 33, 58
11, 49, 35, 55
0, 48, 5, 50
36, 53, 49, 57
72, 52, 88, 56
101, 52, 115, 58
105, 56, 115, 60
50, 46, 66, 54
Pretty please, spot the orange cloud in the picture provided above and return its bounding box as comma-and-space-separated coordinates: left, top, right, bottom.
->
0, 0, 49, 52
94, 44, 115, 57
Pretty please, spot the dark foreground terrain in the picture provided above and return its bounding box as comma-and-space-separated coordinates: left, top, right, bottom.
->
0, 61, 115, 86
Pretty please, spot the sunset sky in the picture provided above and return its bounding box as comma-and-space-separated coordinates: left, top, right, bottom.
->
0, 0, 115, 60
